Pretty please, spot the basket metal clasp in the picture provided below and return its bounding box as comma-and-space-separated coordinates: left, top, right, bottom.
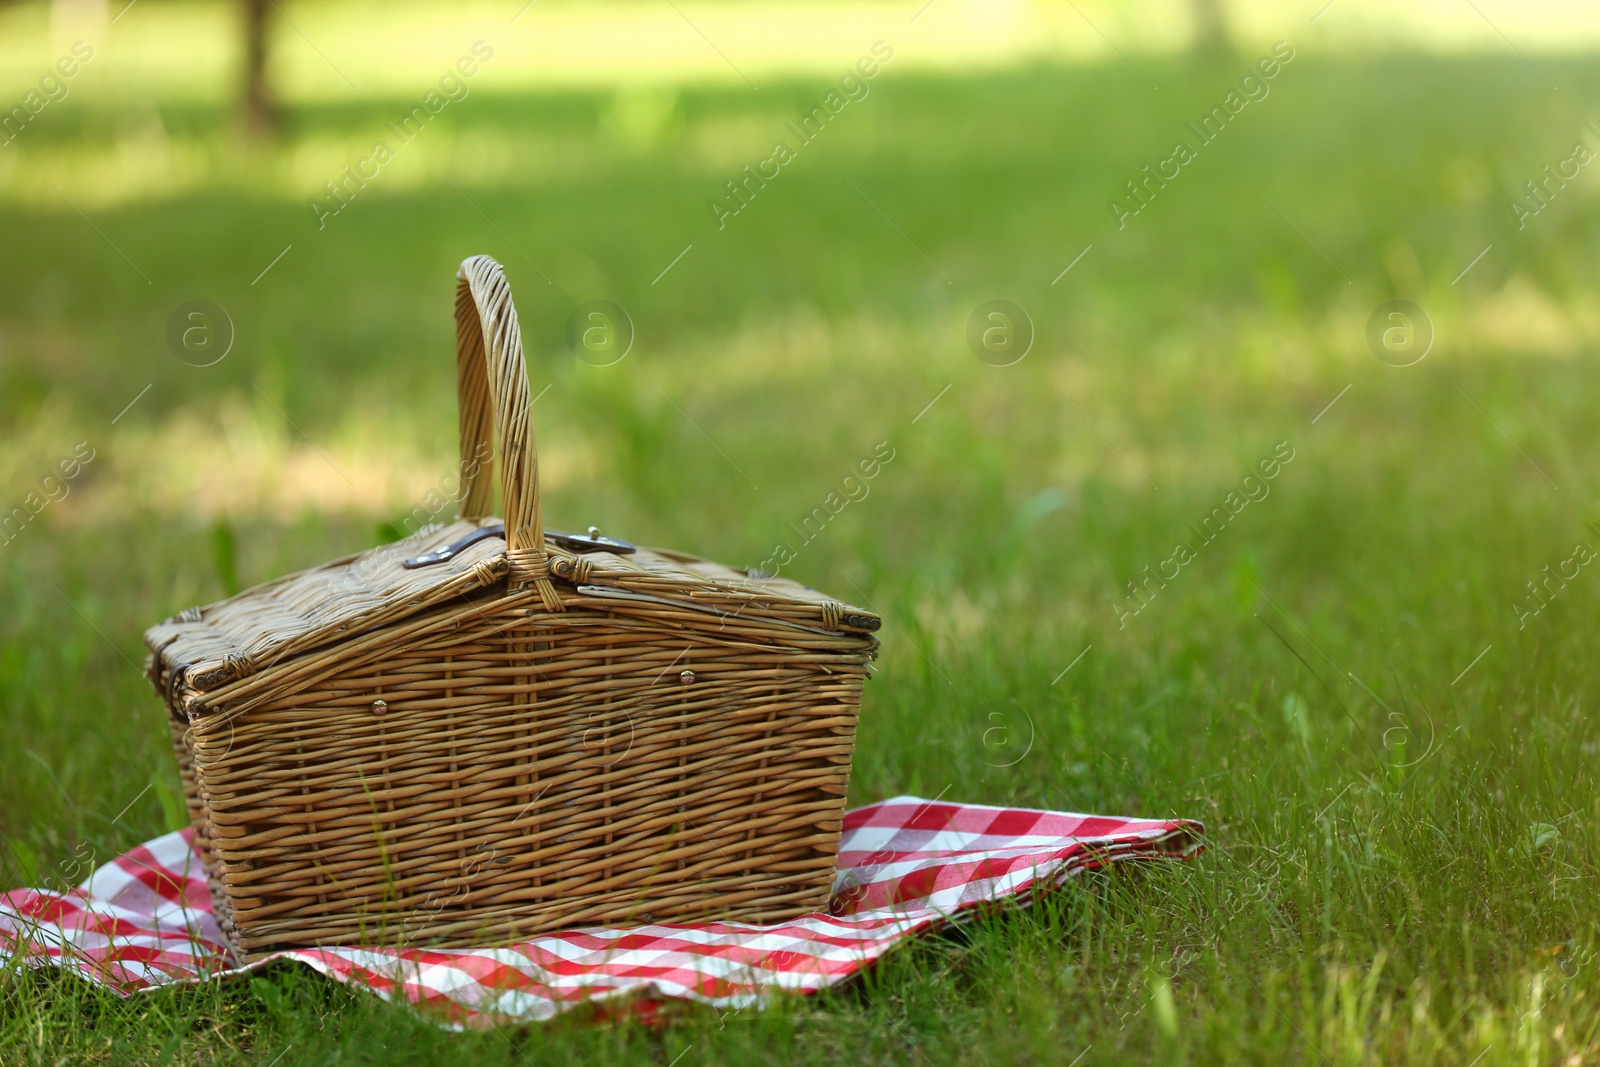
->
401, 524, 636, 569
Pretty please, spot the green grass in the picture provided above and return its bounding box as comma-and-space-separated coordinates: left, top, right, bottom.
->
5, 2, 1600, 1061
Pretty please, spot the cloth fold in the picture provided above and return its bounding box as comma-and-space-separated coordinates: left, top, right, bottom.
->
0, 796, 1202, 1028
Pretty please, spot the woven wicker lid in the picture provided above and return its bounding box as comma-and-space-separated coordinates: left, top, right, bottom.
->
144, 518, 879, 706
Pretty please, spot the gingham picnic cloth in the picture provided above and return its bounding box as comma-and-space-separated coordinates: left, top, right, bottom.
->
0, 796, 1202, 1028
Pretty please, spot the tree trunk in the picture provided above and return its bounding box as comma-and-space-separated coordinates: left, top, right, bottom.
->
242, 0, 276, 135
1190, 0, 1232, 55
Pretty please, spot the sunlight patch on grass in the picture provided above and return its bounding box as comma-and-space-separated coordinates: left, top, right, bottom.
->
5, 390, 594, 527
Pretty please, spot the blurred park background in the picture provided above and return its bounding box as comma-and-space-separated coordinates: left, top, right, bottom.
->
6, 0, 1600, 1062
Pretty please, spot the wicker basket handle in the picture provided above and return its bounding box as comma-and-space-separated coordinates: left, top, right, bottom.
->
453, 255, 562, 609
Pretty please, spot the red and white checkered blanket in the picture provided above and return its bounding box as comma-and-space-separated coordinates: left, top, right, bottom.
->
0, 796, 1201, 1028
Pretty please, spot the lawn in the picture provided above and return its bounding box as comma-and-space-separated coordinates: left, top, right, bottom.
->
4, 0, 1600, 1062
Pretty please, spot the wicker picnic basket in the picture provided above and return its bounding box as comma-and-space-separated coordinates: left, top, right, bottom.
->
144, 255, 880, 961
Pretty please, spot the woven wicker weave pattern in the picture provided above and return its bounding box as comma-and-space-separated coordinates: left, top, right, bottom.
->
145, 256, 879, 960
